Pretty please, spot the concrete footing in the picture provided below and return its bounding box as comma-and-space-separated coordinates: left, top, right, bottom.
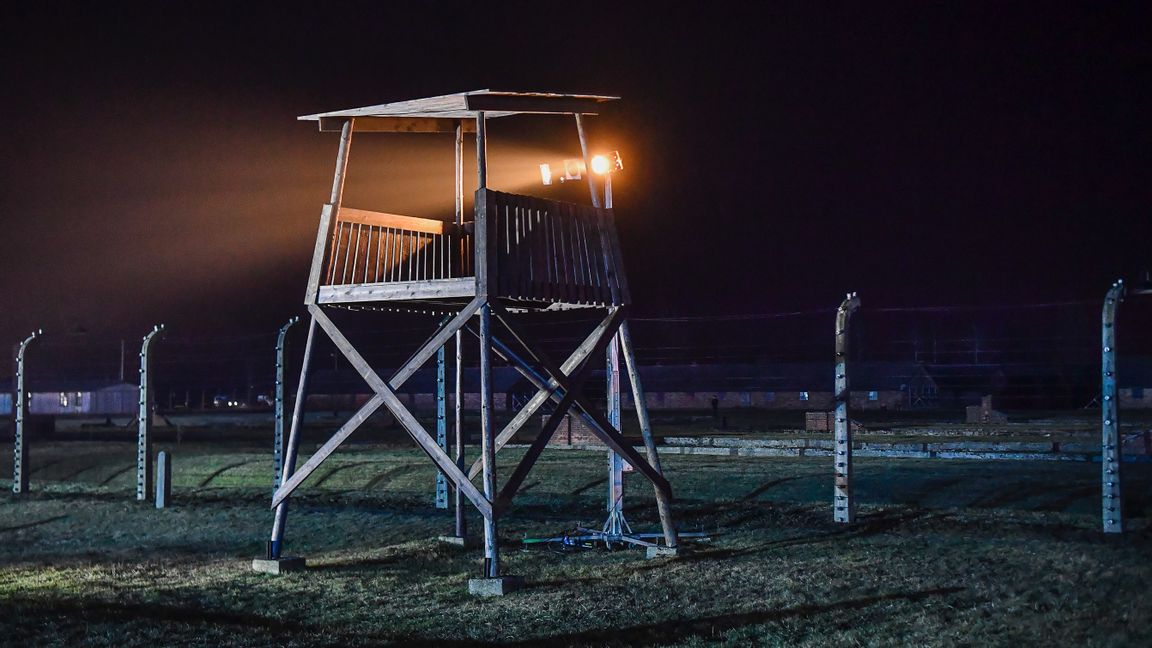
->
468, 576, 525, 597
251, 557, 306, 574
438, 535, 479, 548
646, 546, 681, 559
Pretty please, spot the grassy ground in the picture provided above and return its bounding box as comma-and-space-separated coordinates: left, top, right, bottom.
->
1, 440, 1151, 646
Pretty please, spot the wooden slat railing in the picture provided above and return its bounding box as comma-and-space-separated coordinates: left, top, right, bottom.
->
324, 208, 473, 285
486, 190, 628, 307
322, 195, 628, 308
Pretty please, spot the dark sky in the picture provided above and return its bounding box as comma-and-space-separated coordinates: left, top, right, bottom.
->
1, 1, 1149, 347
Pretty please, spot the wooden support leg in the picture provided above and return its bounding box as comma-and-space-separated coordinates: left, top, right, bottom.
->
478, 303, 499, 577
269, 316, 318, 559
606, 333, 625, 536
618, 321, 679, 548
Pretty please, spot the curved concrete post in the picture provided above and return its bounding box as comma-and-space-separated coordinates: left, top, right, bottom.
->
834, 293, 860, 523
274, 315, 300, 489
12, 329, 41, 494
435, 341, 449, 509
1101, 280, 1125, 533
137, 324, 165, 502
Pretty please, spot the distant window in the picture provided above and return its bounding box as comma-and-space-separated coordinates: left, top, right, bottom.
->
1134, 387, 1146, 399
764, 391, 775, 401
59, 392, 68, 407
868, 391, 879, 401
740, 392, 751, 406
799, 391, 809, 401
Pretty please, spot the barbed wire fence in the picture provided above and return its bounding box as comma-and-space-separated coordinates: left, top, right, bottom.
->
3, 297, 1150, 413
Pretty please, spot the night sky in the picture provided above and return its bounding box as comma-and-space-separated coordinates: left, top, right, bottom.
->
1, 2, 1148, 349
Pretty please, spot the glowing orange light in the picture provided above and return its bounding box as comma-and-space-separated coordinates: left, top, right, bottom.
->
590, 154, 611, 175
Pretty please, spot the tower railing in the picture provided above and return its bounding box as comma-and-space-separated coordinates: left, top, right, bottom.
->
319, 190, 628, 307
488, 190, 626, 307
325, 208, 473, 285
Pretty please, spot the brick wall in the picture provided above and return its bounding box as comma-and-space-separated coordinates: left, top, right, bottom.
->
544, 413, 605, 447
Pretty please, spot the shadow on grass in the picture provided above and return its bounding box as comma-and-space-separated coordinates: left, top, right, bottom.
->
198, 460, 260, 488
636, 508, 944, 566
26, 457, 70, 477
312, 460, 390, 488
306, 553, 411, 572
0, 515, 68, 533
570, 478, 607, 496
739, 475, 811, 501
388, 586, 967, 647
363, 464, 418, 491
57, 462, 102, 482
895, 475, 970, 508
98, 464, 135, 487
531, 586, 966, 647
0, 596, 307, 634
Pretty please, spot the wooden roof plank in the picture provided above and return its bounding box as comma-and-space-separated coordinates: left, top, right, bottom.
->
300, 90, 618, 122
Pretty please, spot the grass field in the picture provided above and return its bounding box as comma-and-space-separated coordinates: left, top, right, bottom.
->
1, 438, 1151, 646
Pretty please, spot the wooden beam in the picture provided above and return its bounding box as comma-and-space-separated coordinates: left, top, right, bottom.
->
389, 297, 483, 390
319, 116, 477, 134
318, 278, 475, 305
465, 94, 612, 115
271, 393, 386, 507
337, 207, 455, 235
495, 390, 576, 512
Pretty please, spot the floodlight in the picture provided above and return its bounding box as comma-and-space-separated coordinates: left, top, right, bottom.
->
563, 158, 585, 181
591, 151, 623, 175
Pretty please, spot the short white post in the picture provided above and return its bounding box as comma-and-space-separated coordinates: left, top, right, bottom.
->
155, 451, 172, 509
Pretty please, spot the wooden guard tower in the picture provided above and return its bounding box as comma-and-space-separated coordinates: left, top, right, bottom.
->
265, 91, 679, 586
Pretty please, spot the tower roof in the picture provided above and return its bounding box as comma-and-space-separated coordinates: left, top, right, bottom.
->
298, 89, 618, 126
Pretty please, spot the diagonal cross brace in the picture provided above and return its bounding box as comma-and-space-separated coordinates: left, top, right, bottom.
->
271, 300, 492, 519
495, 389, 578, 513
472, 323, 611, 511
486, 306, 671, 496
489, 335, 610, 511
467, 307, 623, 480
